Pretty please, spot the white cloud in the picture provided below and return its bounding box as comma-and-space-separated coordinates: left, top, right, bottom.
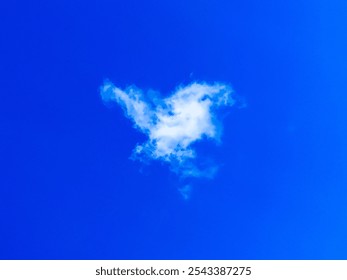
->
100, 80, 234, 178
178, 184, 192, 200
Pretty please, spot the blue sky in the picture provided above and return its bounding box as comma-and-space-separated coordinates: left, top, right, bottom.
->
0, 0, 346, 259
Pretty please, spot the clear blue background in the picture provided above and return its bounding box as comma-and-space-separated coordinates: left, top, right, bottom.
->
0, 0, 346, 259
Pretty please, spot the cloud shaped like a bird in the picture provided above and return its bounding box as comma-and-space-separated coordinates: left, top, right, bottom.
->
100, 81, 235, 179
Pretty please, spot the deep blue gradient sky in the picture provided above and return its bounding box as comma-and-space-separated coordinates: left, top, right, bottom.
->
1, 0, 346, 259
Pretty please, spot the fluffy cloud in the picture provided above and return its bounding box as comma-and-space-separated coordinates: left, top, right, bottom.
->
100, 80, 234, 178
